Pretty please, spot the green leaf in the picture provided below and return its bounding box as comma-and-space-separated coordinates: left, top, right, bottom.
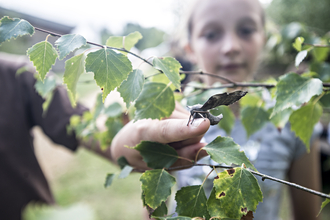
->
118, 165, 133, 179
207, 187, 231, 219
27, 41, 58, 81
104, 117, 123, 146
295, 50, 308, 67
240, 92, 263, 107
134, 82, 175, 121
104, 102, 122, 118
34, 76, 56, 98
175, 185, 210, 219
152, 201, 168, 217
241, 106, 270, 137
271, 73, 323, 117
64, 53, 86, 105
210, 106, 235, 135
313, 47, 329, 62
289, 102, 323, 151
106, 31, 143, 54
0, 16, 34, 45
134, 141, 179, 169
153, 57, 182, 91
212, 167, 262, 219
118, 69, 144, 109
140, 169, 176, 209
85, 48, 132, 102
104, 173, 116, 188
154, 217, 192, 220
203, 136, 256, 171
55, 34, 87, 60
270, 108, 293, 129
320, 93, 330, 107
317, 198, 330, 217
117, 156, 130, 169
292, 37, 304, 51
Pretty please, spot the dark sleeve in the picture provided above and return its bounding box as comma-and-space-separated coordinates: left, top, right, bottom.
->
21, 70, 88, 151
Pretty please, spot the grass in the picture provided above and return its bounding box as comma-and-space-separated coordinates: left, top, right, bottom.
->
51, 148, 145, 220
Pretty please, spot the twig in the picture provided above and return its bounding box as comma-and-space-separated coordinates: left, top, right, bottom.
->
34, 27, 153, 67
180, 70, 237, 84
166, 163, 330, 200
303, 43, 330, 48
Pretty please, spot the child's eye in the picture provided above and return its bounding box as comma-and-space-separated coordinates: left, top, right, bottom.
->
238, 27, 256, 38
203, 30, 221, 42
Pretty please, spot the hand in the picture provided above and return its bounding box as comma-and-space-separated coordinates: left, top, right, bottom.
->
111, 104, 210, 170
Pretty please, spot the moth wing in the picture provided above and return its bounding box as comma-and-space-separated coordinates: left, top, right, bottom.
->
201, 90, 248, 110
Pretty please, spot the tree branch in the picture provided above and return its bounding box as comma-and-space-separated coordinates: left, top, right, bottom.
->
165, 163, 330, 200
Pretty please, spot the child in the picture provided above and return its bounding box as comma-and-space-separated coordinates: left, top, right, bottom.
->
173, 0, 321, 219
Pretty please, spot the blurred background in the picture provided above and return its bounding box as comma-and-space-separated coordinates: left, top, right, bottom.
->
0, 0, 329, 219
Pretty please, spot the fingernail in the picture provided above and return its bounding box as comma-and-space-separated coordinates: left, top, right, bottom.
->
191, 118, 204, 127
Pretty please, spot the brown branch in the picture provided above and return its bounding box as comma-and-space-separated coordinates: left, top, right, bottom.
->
303, 43, 330, 48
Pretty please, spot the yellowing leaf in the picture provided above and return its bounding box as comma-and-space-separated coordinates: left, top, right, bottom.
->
27, 41, 58, 81
212, 167, 262, 219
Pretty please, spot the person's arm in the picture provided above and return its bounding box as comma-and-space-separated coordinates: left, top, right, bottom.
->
288, 140, 321, 220
111, 107, 210, 170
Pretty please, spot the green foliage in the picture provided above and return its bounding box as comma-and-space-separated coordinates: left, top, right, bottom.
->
2, 16, 330, 219
241, 106, 270, 137
118, 69, 145, 109
271, 72, 323, 117
55, 34, 87, 60
175, 185, 210, 219
289, 101, 323, 151
140, 169, 176, 209
212, 167, 263, 219
203, 136, 256, 171
106, 31, 143, 54
318, 198, 330, 217
0, 16, 34, 45
134, 82, 175, 121
63, 53, 86, 105
27, 40, 58, 81
85, 48, 132, 102
134, 141, 179, 169
210, 106, 235, 135
153, 57, 182, 90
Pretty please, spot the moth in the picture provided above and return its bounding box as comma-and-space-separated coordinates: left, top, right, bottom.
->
187, 90, 248, 126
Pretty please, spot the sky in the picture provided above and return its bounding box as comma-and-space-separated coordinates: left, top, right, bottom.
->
0, 0, 272, 42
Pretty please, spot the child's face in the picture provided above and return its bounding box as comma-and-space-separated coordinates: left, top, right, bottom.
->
187, 0, 265, 85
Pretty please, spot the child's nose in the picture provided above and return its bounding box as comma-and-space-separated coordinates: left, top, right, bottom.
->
220, 33, 241, 57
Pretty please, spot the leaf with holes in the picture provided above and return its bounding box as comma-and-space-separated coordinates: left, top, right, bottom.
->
212, 167, 262, 219
134, 82, 175, 121
134, 141, 179, 169
118, 69, 144, 109
106, 31, 142, 55
27, 41, 58, 81
241, 106, 270, 137
271, 73, 323, 118
64, 53, 86, 105
85, 48, 132, 102
203, 136, 256, 171
289, 102, 323, 151
0, 16, 34, 45
55, 34, 87, 60
140, 169, 176, 209
153, 57, 182, 91
175, 185, 210, 219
